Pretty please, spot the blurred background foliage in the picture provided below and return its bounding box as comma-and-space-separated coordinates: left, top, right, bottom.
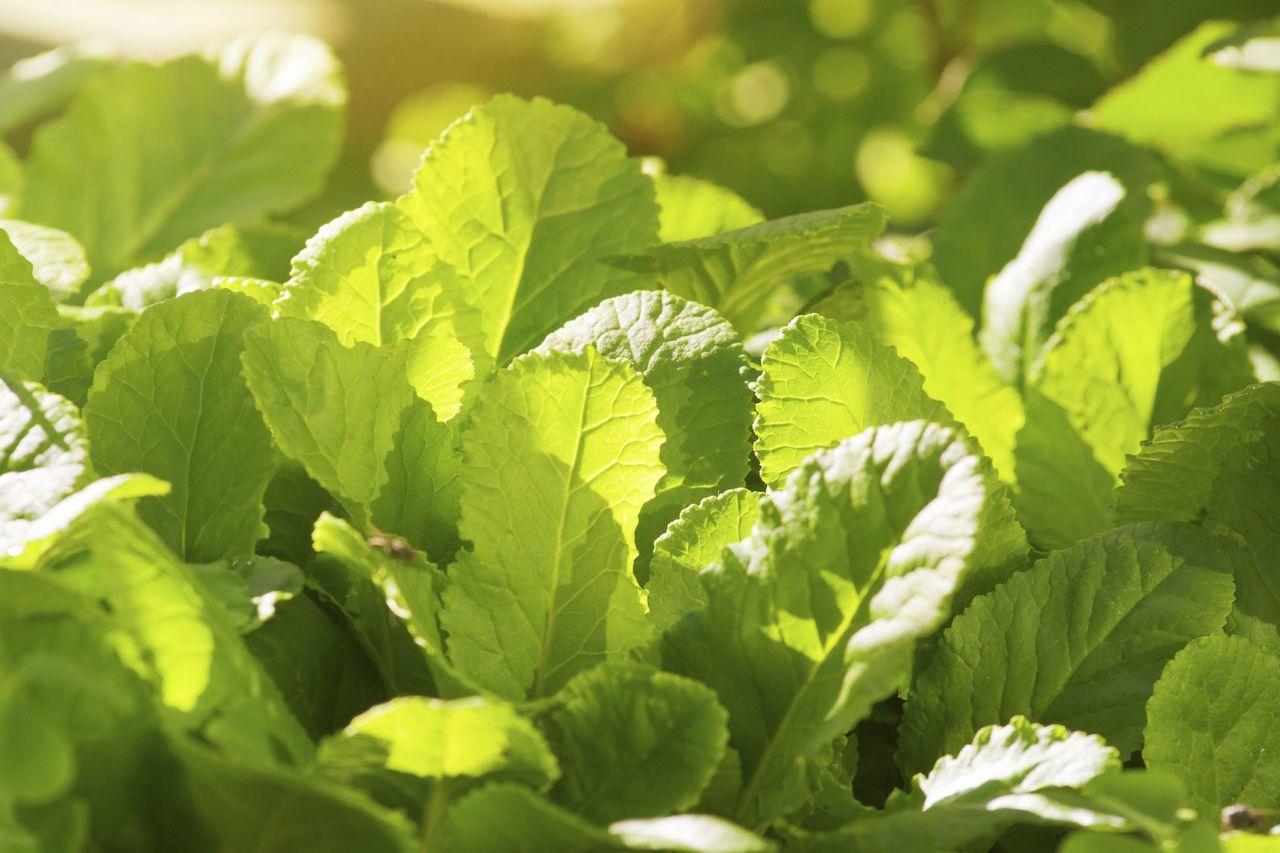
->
2, 0, 1274, 231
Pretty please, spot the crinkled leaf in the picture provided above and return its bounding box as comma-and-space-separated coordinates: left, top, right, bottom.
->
24, 33, 344, 278
1145, 634, 1280, 814
0, 378, 90, 537
648, 488, 761, 633
0, 220, 89, 304
0, 230, 60, 382
665, 422, 1026, 829
540, 662, 729, 824
899, 522, 1238, 776
85, 289, 273, 561
403, 332, 474, 422
399, 94, 659, 364
441, 348, 665, 699
615, 204, 885, 335
1016, 269, 1256, 549
539, 290, 752, 567
753, 313, 952, 488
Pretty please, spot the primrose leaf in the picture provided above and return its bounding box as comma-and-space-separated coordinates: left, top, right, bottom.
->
978, 170, 1146, 383
0, 377, 90, 538
242, 317, 413, 512
278, 201, 457, 348
752, 313, 952, 488
84, 289, 274, 562
615, 204, 885, 335
931, 126, 1159, 318
1015, 269, 1256, 549
652, 174, 763, 242
24, 33, 344, 278
0, 220, 89, 304
0, 229, 61, 382
794, 718, 1122, 853
812, 260, 1023, 481
399, 94, 659, 364
540, 662, 729, 824
664, 421, 1026, 829
898, 522, 1238, 776
1144, 634, 1280, 814
648, 488, 762, 633
441, 348, 665, 699
539, 290, 753, 566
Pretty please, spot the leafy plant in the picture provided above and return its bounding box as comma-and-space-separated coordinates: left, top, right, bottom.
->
2, 16, 1280, 853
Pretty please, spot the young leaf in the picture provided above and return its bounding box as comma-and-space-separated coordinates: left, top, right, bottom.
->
648, 489, 762, 633
85, 289, 274, 561
441, 348, 665, 699
0, 377, 90, 536
1015, 269, 1256, 549
898, 522, 1238, 776
1144, 634, 1280, 814
277, 201, 456, 348
665, 421, 1026, 828
539, 662, 729, 824
24, 33, 344, 278
753, 314, 951, 488
811, 261, 1023, 481
652, 174, 763, 243
615, 205, 885, 335
398, 94, 659, 364
539, 290, 753, 565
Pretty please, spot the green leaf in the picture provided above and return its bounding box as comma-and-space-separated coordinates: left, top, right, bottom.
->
320, 695, 556, 783
608, 815, 775, 852
665, 421, 1026, 828
403, 332, 474, 422
812, 261, 1024, 481
0, 140, 21, 218
398, 94, 659, 363
1090, 22, 1280, 177
1145, 634, 1280, 815
30, 501, 312, 764
0, 42, 114, 135
752, 313, 952, 488
0, 229, 61, 382
24, 33, 344, 278
648, 488, 762, 634
652, 174, 763, 242
539, 290, 753, 567
84, 289, 273, 561
170, 736, 413, 853
615, 204, 885, 335
793, 717, 1123, 853
278, 201, 456, 348
242, 317, 413, 513
90, 222, 301, 310
1015, 269, 1256, 549
979, 170, 1147, 384
441, 348, 665, 699
1204, 18, 1280, 73
898, 522, 1238, 776
0, 377, 90, 538
931, 126, 1160, 318
0, 221, 89, 304
540, 662, 729, 824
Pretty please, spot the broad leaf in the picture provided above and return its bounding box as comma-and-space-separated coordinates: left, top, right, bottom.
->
652, 174, 763, 243
0, 229, 60, 382
616, 205, 885, 335
665, 421, 1026, 828
85, 289, 274, 561
539, 662, 729, 823
24, 33, 344, 278
898, 522, 1238, 776
539, 290, 753, 566
399, 94, 659, 363
0, 377, 90, 538
648, 488, 762, 633
1144, 634, 1280, 814
753, 313, 951, 488
0, 220, 89, 304
1015, 269, 1256, 549
441, 348, 665, 699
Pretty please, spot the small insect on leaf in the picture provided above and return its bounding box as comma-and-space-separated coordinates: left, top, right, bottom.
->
368, 531, 417, 561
